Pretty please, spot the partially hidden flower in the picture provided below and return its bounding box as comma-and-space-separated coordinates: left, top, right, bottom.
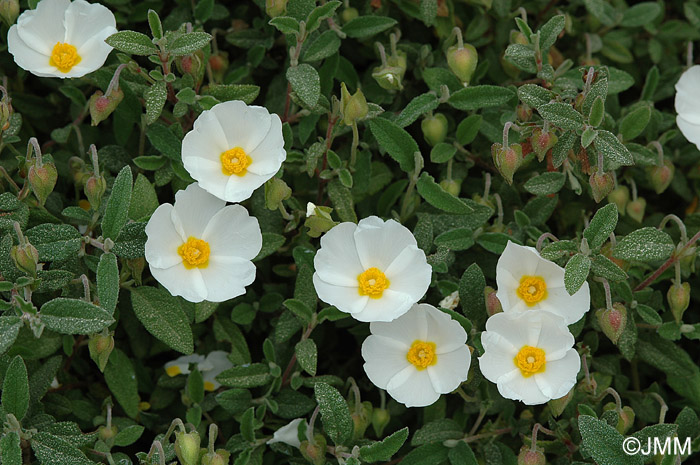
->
267, 418, 306, 448
313, 216, 431, 322
182, 100, 286, 203
478, 310, 580, 405
675, 65, 700, 150
496, 241, 590, 324
362, 303, 471, 408
8, 0, 116, 78
145, 182, 262, 303
164, 350, 233, 391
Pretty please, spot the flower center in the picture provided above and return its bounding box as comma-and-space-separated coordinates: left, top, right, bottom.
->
165, 365, 181, 377
516, 275, 547, 306
177, 236, 211, 269
220, 147, 251, 176
357, 267, 390, 298
49, 42, 81, 73
514, 345, 546, 377
406, 340, 437, 370
204, 381, 216, 391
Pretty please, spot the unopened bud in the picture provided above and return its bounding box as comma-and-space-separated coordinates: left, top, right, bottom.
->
175, 430, 201, 465
589, 171, 615, 203
372, 51, 407, 91
607, 185, 629, 215
574, 93, 585, 112
98, 425, 118, 441
491, 142, 522, 185
300, 434, 327, 465
647, 158, 675, 194
341, 7, 359, 23
517, 104, 533, 122
202, 449, 230, 465
439, 179, 461, 196
626, 197, 646, 223
446, 44, 478, 85
548, 388, 574, 417
177, 51, 206, 84
484, 286, 502, 316
11, 241, 38, 277
89, 88, 124, 126
617, 406, 635, 434
88, 331, 115, 372
421, 113, 448, 146
0, 91, 13, 131
264, 177, 292, 210
340, 82, 368, 126
531, 128, 558, 162
84, 174, 107, 210
517, 446, 545, 465
69, 156, 88, 187
265, 0, 288, 17
667, 282, 690, 323
0, 0, 19, 27
438, 290, 460, 310
28, 159, 58, 206
596, 302, 627, 344
351, 401, 373, 440
371, 408, 391, 437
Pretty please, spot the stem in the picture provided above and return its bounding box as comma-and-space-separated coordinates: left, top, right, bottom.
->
659, 214, 688, 244
594, 277, 613, 310
649, 393, 668, 424
687, 41, 694, 68
675, 260, 682, 285
446, 158, 453, 182
468, 407, 487, 436
536, 232, 559, 253
307, 405, 320, 443
629, 178, 638, 201
208, 423, 218, 453
582, 353, 595, 393
89, 144, 99, 174
452, 26, 464, 49
0, 166, 20, 192
106, 403, 112, 430
350, 122, 359, 169
483, 172, 491, 199
597, 150, 604, 176
463, 427, 512, 443
530, 423, 555, 452
106, 64, 127, 96
603, 387, 623, 412
583, 66, 595, 95
494, 193, 504, 227
27, 137, 42, 165
650, 141, 664, 167
348, 378, 362, 413
634, 229, 700, 291
13, 221, 26, 246
81, 274, 90, 302
379, 389, 386, 410
163, 418, 187, 444
376, 42, 388, 67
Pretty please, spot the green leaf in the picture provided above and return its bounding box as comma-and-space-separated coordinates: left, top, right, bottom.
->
430, 143, 457, 163
359, 427, 409, 462
187, 368, 204, 404
448, 85, 515, 111
284, 298, 313, 325
254, 232, 286, 262
202, 84, 260, 104
342, 16, 397, 38
456, 114, 482, 145
416, 173, 473, 214
590, 254, 627, 282
97, 252, 119, 315
128, 173, 159, 220
145, 81, 168, 125
269, 16, 300, 35
217, 363, 271, 388
583, 0, 620, 26
420, 0, 437, 26
412, 419, 463, 445
30, 432, 97, 465
302, 30, 341, 62
130, 286, 193, 354
287, 64, 321, 108
169, 32, 212, 56
102, 166, 133, 240
434, 228, 474, 251
523, 172, 566, 195
578, 415, 642, 465
584, 203, 618, 249
40, 298, 114, 335
216, 389, 253, 414
0, 431, 21, 465
588, 96, 605, 127
564, 254, 590, 295
517, 84, 553, 109
396, 93, 439, 128
306, 1, 342, 32
594, 130, 634, 168
104, 349, 140, 418
448, 442, 478, 465
193, 0, 214, 22
314, 382, 353, 445
538, 14, 565, 49
105, 31, 157, 55
240, 407, 256, 442
612, 227, 675, 262
327, 179, 357, 222
146, 123, 181, 160
2, 356, 29, 421
458, 264, 486, 326
619, 104, 651, 141
113, 425, 145, 447
0, 316, 21, 354
635, 304, 662, 325
476, 232, 516, 254
369, 117, 419, 173
147, 9, 163, 39
538, 102, 584, 130
25, 224, 80, 262
621, 2, 662, 27
295, 338, 318, 376
504, 44, 537, 73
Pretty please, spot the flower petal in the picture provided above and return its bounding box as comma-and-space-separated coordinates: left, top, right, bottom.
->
386, 366, 440, 408
533, 349, 580, 400
198, 255, 256, 302
145, 203, 183, 269
314, 222, 364, 286
427, 345, 470, 393
362, 335, 411, 389
16, 0, 70, 55
182, 156, 230, 201
368, 303, 428, 345
171, 183, 225, 239
313, 274, 368, 315
423, 304, 468, 353
64, 0, 116, 49
210, 101, 272, 153
223, 169, 269, 203
537, 282, 590, 325
483, 312, 539, 349
150, 263, 208, 303
353, 217, 419, 270
383, 246, 431, 302
478, 348, 519, 384
66, 28, 117, 77
7, 25, 56, 77
676, 115, 700, 150
247, 115, 286, 176
352, 289, 413, 322
203, 204, 262, 261
498, 372, 550, 405
675, 66, 700, 125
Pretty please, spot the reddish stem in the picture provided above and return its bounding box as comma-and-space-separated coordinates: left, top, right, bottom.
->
633, 229, 700, 292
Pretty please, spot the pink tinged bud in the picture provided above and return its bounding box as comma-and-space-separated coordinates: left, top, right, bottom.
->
446, 44, 478, 85
265, 0, 288, 17
667, 282, 690, 323
492, 143, 523, 185
517, 104, 533, 122
202, 450, 230, 465
300, 435, 327, 465
28, 161, 58, 206
84, 175, 107, 210
88, 332, 115, 372
11, 242, 39, 276
617, 406, 635, 434
607, 185, 629, 215
589, 171, 615, 203
626, 197, 646, 223
647, 159, 675, 194
596, 303, 627, 344
484, 286, 502, 316
531, 128, 558, 161
89, 89, 124, 126
517, 446, 546, 465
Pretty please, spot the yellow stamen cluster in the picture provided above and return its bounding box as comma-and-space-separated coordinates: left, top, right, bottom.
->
357, 267, 390, 298
516, 275, 547, 306
406, 340, 437, 370
220, 147, 252, 176
177, 237, 211, 269
49, 42, 81, 73
514, 345, 546, 377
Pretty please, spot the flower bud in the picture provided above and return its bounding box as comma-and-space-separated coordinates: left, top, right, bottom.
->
680, 245, 697, 273
28, 159, 58, 206
589, 171, 615, 203
372, 51, 407, 91
517, 446, 546, 465
446, 44, 478, 85
548, 388, 574, 417
89, 88, 124, 126
300, 434, 327, 465
265, 0, 288, 17
351, 401, 373, 440
68, 156, 89, 187
574, 92, 585, 112
517, 104, 533, 122
175, 430, 201, 465
371, 408, 391, 437
596, 303, 627, 344
438, 290, 460, 310
84, 174, 107, 211
0, 90, 13, 131
439, 179, 461, 196
264, 177, 292, 210
617, 406, 635, 434
626, 197, 646, 223
0, 0, 19, 27
177, 51, 206, 84
607, 185, 629, 215
339, 82, 368, 126
89, 331, 115, 372
421, 113, 448, 146
98, 425, 118, 441
667, 282, 690, 323
484, 286, 502, 316
491, 142, 522, 185
530, 128, 558, 162
11, 241, 38, 277
647, 158, 675, 194
202, 449, 230, 465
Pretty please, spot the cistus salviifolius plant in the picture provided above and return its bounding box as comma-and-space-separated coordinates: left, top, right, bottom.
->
1, 0, 700, 464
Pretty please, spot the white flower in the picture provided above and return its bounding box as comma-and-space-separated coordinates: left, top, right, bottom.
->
675, 65, 700, 150
164, 351, 233, 392
361, 303, 471, 408
182, 100, 286, 203
8, 0, 116, 78
313, 216, 432, 322
267, 418, 306, 448
438, 290, 460, 310
478, 310, 580, 405
145, 182, 262, 303
496, 241, 590, 324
